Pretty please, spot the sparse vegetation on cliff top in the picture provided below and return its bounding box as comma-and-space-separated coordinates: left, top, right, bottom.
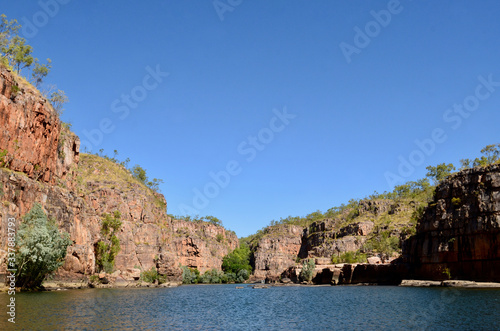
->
0, 14, 67, 114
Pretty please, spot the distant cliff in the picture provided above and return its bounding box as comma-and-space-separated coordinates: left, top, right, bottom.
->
403, 164, 500, 282
249, 168, 500, 284
249, 199, 417, 281
0, 67, 237, 283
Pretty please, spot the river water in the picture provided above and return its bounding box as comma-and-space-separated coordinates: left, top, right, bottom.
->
0, 285, 499, 330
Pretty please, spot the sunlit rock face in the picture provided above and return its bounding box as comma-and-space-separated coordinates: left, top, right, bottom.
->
404, 164, 500, 282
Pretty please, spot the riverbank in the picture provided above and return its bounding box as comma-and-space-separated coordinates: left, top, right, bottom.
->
3, 278, 500, 292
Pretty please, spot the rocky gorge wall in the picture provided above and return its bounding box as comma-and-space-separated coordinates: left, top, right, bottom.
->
0, 68, 79, 185
0, 67, 238, 283
250, 199, 407, 281
403, 165, 500, 282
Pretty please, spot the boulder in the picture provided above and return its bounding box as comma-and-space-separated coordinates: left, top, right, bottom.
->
367, 256, 382, 264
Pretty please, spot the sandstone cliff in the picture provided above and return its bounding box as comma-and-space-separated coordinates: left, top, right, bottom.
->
0, 68, 78, 185
250, 199, 416, 281
251, 224, 303, 280
404, 164, 500, 282
0, 67, 238, 283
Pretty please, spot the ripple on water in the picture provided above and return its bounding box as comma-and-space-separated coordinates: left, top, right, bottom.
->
0, 285, 499, 330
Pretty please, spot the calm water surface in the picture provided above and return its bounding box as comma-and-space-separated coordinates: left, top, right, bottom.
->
0, 285, 499, 330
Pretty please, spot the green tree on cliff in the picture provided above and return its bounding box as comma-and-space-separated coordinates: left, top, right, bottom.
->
426, 163, 456, 184
95, 211, 122, 273
32, 58, 52, 87
14, 203, 72, 289
0, 14, 19, 54
473, 144, 500, 167
0, 14, 56, 98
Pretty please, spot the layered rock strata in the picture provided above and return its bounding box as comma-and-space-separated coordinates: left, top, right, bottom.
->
0, 67, 238, 282
404, 165, 500, 282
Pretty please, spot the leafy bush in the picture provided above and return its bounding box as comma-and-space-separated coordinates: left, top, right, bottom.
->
363, 230, 400, 256
331, 251, 367, 264
181, 266, 200, 284
0, 149, 8, 167
222, 244, 252, 275
201, 269, 224, 284
14, 203, 72, 289
131, 164, 164, 193
140, 267, 158, 283
89, 275, 99, 283
236, 269, 249, 283
1, 15, 60, 100
426, 163, 456, 184
216, 234, 224, 243
299, 259, 315, 282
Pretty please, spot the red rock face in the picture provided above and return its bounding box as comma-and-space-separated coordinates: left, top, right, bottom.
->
0, 67, 237, 281
168, 219, 238, 273
404, 165, 500, 282
0, 68, 79, 184
252, 225, 303, 280
0, 162, 238, 281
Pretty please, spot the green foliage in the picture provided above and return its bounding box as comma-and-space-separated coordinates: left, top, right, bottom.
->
442, 267, 451, 280
131, 164, 164, 193
95, 211, 122, 273
48, 89, 68, 116
222, 244, 252, 275
426, 163, 456, 184
204, 215, 223, 226
14, 203, 72, 289
101, 211, 122, 237
0, 149, 8, 167
174, 215, 225, 228
331, 250, 367, 264
299, 258, 315, 282
459, 158, 472, 170
235, 269, 249, 283
181, 264, 249, 285
89, 275, 99, 283
412, 204, 426, 223
0, 14, 20, 50
132, 164, 147, 183
0, 14, 66, 117
364, 230, 400, 256
472, 144, 500, 167
181, 266, 200, 284
140, 267, 158, 283
201, 269, 224, 283
451, 197, 462, 206
216, 233, 224, 243
32, 58, 51, 87
2, 35, 33, 73
0, 15, 51, 80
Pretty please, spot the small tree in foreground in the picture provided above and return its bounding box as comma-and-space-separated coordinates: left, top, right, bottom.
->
14, 203, 71, 289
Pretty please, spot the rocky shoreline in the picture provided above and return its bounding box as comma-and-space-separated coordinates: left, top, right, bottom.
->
2, 277, 499, 293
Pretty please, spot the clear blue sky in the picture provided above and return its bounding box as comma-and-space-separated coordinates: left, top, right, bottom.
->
3, 1, 500, 237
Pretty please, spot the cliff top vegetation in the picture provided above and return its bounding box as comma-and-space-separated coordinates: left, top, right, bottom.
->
242, 144, 500, 252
